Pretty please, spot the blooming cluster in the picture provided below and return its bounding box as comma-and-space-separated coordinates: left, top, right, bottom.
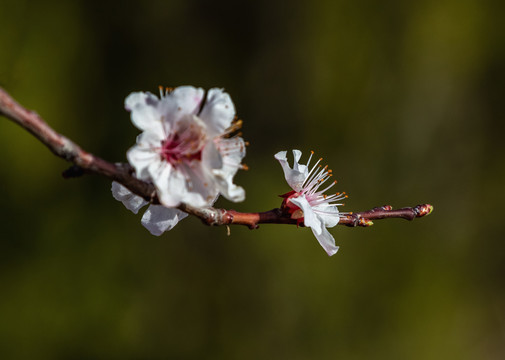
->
112, 86, 246, 235
112, 86, 347, 256
275, 150, 346, 256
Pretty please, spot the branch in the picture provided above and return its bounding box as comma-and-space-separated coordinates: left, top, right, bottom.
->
0, 87, 433, 229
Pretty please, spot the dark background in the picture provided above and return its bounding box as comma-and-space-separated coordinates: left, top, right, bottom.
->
1, 0, 504, 358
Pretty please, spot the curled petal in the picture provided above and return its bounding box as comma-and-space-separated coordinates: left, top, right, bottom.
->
199, 88, 235, 137
141, 205, 188, 236
274, 150, 308, 192
111, 182, 148, 214
213, 168, 245, 202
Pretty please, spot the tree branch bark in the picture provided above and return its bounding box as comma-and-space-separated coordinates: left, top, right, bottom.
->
0, 87, 433, 229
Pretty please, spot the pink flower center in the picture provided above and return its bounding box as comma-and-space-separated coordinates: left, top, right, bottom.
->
160, 121, 206, 166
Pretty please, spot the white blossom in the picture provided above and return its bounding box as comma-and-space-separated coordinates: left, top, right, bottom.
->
275, 150, 347, 256
125, 86, 246, 208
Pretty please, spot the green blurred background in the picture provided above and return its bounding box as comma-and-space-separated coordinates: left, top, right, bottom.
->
1, 0, 504, 358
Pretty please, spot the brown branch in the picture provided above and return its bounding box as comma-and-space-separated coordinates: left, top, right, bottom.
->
0, 87, 433, 229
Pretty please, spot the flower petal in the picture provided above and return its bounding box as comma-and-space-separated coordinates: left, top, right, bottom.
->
311, 225, 339, 256
141, 204, 188, 236
201, 139, 223, 170
313, 204, 340, 228
136, 129, 165, 147
290, 195, 322, 234
111, 181, 148, 214
213, 168, 245, 202
198, 88, 235, 137
274, 150, 308, 192
125, 92, 165, 135
127, 145, 161, 180
158, 86, 205, 132
178, 162, 218, 206
146, 161, 182, 207
210, 137, 246, 202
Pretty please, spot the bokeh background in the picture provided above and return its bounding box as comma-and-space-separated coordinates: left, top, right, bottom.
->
1, 0, 504, 359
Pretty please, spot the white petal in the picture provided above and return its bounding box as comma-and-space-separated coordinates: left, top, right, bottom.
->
274, 150, 308, 192
202, 140, 223, 170
209, 137, 246, 202
178, 162, 218, 206
158, 86, 205, 131
311, 225, 339, 256
125, 92, 164, 135
127, 145, 161, 180
199, 88, 235, 137
216, 137, 246, 169
147, 161, 183, 207
141, 204, 188, 236
136, 129, 164, 147
290, 195, 322, 234
313, 204, 340, 228
125, 92, 158, 111
213, 168, 245, 202
111, 181, 148, 214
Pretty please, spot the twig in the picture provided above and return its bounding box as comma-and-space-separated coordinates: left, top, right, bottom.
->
0, 87, 433, 229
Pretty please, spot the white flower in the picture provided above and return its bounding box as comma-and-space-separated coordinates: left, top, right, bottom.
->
111, 182, 188, 236
125, 86, 246, 208
275, 150, 347, 256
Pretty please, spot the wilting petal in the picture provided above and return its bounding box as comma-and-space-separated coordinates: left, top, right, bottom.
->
199, 88, 235, 137
274, 150, 308, 192
141, 204, 188, 236
111, 182, 148, 214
